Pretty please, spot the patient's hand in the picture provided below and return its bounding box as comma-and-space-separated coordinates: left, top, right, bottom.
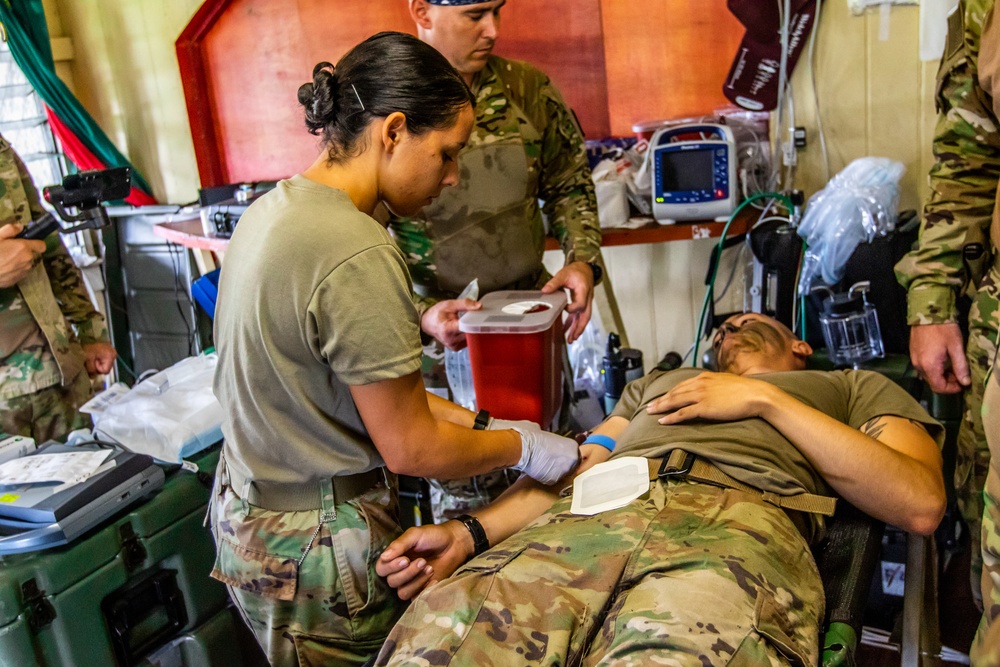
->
377, 521, 472, 600
646, 372, 778, 424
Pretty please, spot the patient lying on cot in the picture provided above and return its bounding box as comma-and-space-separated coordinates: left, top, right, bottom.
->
374, 312, 946, 666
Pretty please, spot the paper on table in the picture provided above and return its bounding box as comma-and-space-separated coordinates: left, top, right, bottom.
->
0, 450, 114, 487
51, 460, 118, 494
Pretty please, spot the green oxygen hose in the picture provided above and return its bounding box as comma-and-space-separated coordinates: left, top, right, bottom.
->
691, 192, 795, 368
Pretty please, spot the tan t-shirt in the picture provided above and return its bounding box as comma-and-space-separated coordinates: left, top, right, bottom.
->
214, 175, 422, 486
610, 368, 942, 535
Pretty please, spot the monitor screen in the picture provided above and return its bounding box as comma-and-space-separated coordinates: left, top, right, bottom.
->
658, 148, 714, 192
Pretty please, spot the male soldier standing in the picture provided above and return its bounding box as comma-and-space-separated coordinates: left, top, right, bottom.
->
895, 0, 1000, 607
0, 134, 115, 443
399, 0, 603, 521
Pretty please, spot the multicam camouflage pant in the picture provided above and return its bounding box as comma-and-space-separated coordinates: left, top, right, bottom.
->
0, 371, 92, 443
428, 469, 521, 523
209, 468, 407, 667
958, 266, 1000, 606
377, 479, 823, 666
973, 353, 1000, 666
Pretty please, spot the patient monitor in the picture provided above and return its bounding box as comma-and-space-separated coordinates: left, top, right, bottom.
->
651, 123, 737, 223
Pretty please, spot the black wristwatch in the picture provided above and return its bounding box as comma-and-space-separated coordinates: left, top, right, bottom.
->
473, 408, 491, 430
455, 513, 490, 556
587, 261, 603, 286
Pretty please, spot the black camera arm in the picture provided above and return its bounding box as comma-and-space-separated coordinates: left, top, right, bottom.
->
15, 167, 132, 241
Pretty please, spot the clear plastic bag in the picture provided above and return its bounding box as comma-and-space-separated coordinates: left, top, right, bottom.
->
445, 279, 480, 410
796, 157, 905, 294
91, 354, 224, 463
567, 316, 608, 431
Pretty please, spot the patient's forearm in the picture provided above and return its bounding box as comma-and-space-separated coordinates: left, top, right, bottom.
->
473, 475, 568, 548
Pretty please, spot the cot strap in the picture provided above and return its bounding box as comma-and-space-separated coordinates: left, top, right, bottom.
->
648, 449, 838, 517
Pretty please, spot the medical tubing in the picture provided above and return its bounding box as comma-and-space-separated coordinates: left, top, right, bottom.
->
582, 434, 616, 452
808, 0, 830, 182
692, 192, 794, 367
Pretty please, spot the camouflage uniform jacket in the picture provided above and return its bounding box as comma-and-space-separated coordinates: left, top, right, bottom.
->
895, 0, 1000, 324
0, 135, 107, 400
389, 55, 602, 317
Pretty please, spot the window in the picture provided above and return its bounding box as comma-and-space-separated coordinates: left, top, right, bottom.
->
0, 38, 67, 189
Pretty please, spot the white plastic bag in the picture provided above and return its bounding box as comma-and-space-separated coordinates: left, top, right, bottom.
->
592, 158, 632, 228
91, 354, 223, 463
796, 157, 905, 294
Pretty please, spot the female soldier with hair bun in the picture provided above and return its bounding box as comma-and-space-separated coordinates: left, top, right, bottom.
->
209, 31, 579, 667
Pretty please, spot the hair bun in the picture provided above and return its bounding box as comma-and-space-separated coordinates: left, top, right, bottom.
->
299, 61, 339, 135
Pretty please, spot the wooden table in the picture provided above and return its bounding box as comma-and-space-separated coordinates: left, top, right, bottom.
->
152, 217, 227, 274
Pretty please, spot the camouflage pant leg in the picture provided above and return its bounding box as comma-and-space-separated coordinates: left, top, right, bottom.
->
957, 269, 1000, 607
376, 479, 822, 666
973, 361, 1000, 667
210, 474, 407, 667
0, 371, 93, 443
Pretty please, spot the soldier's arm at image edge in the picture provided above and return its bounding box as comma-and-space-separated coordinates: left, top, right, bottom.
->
536, 80, 601, 267
11, 147, 45, 221
43, 238, 108, 344
896, 55, 1000, 324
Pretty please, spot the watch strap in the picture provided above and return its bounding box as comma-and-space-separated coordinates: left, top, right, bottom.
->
473, 408, 491, 430
455, 513, 489, 556
587, 261, 604, 286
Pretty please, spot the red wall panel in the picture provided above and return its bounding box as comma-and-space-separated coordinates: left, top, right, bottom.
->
178, 0, 740, 186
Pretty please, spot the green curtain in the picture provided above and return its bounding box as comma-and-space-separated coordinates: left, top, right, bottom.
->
0, 0, 156, 200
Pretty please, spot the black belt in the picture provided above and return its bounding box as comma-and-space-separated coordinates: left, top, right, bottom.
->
221, 454, 385, 512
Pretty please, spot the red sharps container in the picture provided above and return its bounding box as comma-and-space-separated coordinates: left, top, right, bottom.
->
459, 290, 567, 429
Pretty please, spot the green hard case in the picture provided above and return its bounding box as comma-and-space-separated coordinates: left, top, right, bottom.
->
0, 447, 236, 666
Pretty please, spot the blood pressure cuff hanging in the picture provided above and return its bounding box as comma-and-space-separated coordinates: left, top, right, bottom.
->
723, 0, 820, 111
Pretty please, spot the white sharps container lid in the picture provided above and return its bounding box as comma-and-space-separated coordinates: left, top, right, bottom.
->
458, 290, 567, 334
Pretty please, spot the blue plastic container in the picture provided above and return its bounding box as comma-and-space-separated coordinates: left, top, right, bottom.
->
191, 268, 221, 319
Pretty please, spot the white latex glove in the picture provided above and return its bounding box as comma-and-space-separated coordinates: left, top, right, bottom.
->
487, 417, 541, 432
509, 425, 579, 485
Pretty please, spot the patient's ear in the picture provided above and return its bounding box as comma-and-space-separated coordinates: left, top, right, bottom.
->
791, 339, 813, 361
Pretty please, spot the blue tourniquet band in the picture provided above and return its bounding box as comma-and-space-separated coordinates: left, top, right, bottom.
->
582, 434, 615, 452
